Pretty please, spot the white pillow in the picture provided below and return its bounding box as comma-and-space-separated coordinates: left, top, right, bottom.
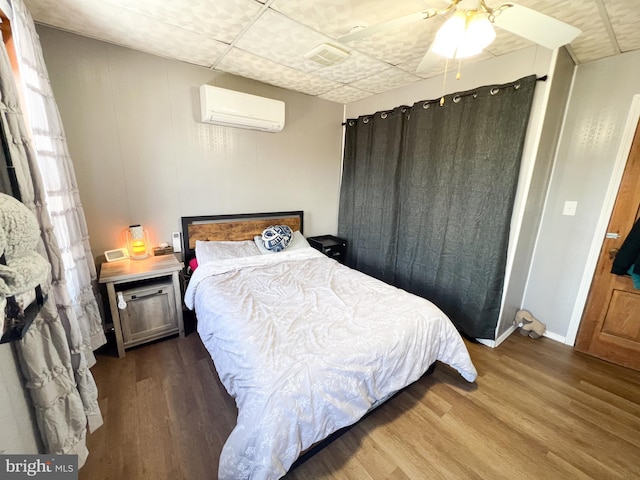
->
195, 240, 261, 263
254, 230, 310, 255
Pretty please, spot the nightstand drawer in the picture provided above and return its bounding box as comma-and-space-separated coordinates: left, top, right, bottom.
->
118, 279, 178, 347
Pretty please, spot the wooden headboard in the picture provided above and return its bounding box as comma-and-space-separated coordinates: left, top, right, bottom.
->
181, 211, 304, 265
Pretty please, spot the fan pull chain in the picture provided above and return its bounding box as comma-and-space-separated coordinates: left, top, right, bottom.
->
456, 59, 463, 80
440, 57, 450, 106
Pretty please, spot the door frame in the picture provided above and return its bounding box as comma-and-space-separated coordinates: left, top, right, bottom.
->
566, 94, 640, 346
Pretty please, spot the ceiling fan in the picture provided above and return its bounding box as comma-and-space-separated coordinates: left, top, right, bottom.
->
338, 0, 582, 73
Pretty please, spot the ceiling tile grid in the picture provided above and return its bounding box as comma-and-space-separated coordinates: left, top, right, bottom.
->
515, 0, 616, 63
344, 19, 441, 67
101, 0, 264, 44
318, 84, 372, 104
270, 0, 442, 40
22, 0, 640, 104
233, 9, 336, 74
23, 0, 229, 66
216, 47, 344, 96
350, 67, 423, 94
310, 50, 393, 84
603, 0, 640, 53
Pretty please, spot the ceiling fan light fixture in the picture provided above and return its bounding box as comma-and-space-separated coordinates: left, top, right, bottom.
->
432, 10, 496, 59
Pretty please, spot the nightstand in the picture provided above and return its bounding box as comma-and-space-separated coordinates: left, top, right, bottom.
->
99, 255, 184, 357
307, 235, 347, 264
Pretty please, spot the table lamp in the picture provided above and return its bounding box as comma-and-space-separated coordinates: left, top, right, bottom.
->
126, 224, 149, 259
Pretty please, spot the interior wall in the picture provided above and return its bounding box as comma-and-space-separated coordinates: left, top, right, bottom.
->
36, 26, 344, 259
523, 49, 640, 341
497, 47, 575, 340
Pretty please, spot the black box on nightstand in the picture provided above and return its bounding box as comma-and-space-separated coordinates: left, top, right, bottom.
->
307, 235, 347, 264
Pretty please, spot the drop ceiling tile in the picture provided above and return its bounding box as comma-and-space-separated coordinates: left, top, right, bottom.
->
512, 0, 595, 28
570, 31, 616, 63
24, 0, 228, 66
318, 85, 372, 104
351, 67, 422, 94
234, 9, 337, 73
21, 0, 640, 99
344, 18, 441, 66
217, 48, 343, 96
512, 0, 615, 62
311, 50, 391, 84
101, 0, 264, 44
271, 0, 449, 39
604, 0, 640, 52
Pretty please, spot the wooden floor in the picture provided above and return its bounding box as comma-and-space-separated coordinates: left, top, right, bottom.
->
80, 321, 640, 480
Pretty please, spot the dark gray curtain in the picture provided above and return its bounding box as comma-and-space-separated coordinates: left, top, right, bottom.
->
339, 106, 408, 283
338, 75, 537, 339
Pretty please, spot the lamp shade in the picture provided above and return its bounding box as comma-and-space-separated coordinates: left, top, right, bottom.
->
432, 10, 496, 59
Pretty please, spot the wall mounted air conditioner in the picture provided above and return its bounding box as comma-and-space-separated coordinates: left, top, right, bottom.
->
199, 85, 285, 132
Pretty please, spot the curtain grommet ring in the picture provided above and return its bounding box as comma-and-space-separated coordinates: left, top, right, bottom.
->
473, 92, 478, 99
348, 120, 355, 127
363, 117, 370, 124
401, 107, 408, 114
423, 102, 430, 109
514, 82, 521, 90
381, 112, 388, 119
453, 95, 461, 103
490, 87, 500, 95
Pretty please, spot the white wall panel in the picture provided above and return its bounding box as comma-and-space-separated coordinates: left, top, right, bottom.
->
523, 49, 640, 340
37, 26, 344, 257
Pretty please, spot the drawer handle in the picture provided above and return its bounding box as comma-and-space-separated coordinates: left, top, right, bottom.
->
117, 292, 127, 310
130, 289, 165, 300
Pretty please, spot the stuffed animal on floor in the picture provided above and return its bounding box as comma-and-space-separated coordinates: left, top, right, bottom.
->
515, 309, 546, 339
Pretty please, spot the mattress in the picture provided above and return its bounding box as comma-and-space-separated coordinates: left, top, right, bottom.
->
185, 247, 477, 480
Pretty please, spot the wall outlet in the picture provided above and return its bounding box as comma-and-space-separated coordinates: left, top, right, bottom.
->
172, 232, 182, 252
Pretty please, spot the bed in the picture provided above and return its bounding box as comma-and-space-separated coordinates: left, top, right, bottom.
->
182, 211, 478, 480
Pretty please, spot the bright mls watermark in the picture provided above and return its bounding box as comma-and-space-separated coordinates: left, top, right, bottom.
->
0, 455, 77, 479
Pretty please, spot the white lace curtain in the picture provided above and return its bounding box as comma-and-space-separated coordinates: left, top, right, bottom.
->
0, 0, 106, 465
11, 0, 106, 361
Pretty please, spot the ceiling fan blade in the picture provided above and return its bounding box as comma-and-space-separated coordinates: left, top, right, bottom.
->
492, 4, 581, 50
416, 47, 441, 74
338, 10, 434, 43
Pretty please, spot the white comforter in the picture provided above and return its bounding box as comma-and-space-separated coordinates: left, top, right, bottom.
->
185, 247, 477, 480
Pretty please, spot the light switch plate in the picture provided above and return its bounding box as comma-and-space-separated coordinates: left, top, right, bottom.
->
562, 200, 578, 216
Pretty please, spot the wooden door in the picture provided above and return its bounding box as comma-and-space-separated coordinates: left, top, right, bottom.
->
575, 121, 640, 370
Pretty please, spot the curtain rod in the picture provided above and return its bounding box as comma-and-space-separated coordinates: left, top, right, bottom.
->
342, 75, 548, 126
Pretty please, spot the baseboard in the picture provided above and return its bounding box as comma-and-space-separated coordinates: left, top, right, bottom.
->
476, 338, 496, 348
543, 330, 566, 343
495, 324, 518, 347
476, 324, 566, 349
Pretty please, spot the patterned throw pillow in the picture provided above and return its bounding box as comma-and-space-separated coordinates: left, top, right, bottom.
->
261, 225, 293, 252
